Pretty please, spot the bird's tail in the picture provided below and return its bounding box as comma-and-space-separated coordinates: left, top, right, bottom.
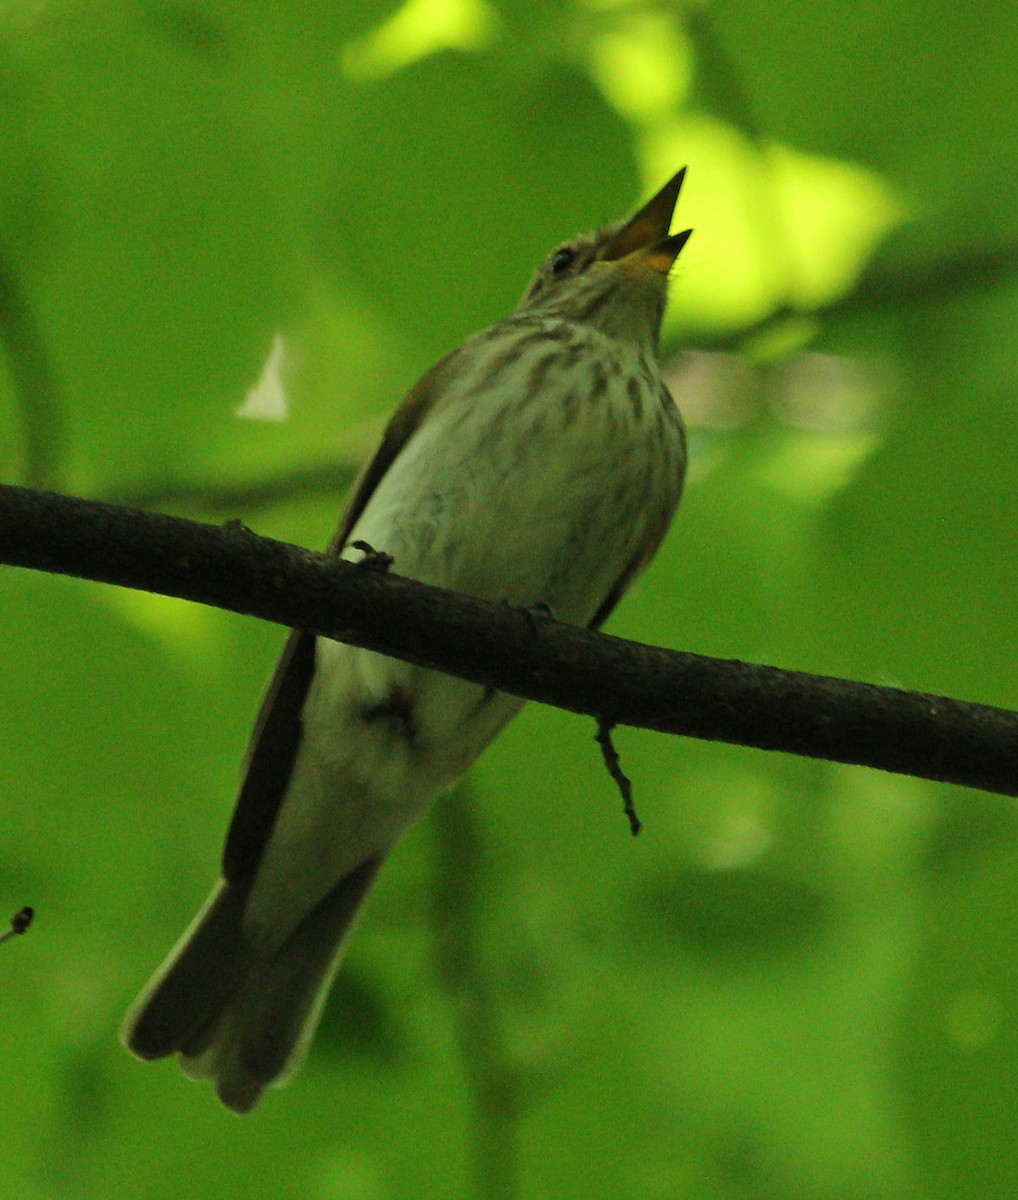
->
122, 859, 381, 1113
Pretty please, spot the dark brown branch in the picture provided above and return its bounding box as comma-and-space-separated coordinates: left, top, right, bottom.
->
0, 482, 1016, 797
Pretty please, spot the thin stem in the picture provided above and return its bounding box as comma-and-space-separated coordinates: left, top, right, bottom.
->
595, 719, 641, 836
430, 788, 522, 1200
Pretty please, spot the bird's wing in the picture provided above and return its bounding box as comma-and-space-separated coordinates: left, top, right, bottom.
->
587, 553, 650, 633
222, 352, 459, 883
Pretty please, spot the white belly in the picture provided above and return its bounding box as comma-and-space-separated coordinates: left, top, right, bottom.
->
244, 316, 684, 943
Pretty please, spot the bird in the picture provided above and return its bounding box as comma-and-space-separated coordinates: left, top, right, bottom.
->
123, 170, 692, 1112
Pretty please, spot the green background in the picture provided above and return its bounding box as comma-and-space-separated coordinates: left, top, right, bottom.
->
1, 1, 1016, 1196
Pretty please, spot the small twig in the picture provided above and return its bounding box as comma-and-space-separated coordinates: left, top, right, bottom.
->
0, 907, 34, 947
595, 719, 641, 836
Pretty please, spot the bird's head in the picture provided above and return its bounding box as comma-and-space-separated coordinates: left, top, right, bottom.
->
517, 169, 691, 346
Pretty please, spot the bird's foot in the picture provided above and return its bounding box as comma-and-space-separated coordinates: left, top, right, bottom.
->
348, 540, 395, 572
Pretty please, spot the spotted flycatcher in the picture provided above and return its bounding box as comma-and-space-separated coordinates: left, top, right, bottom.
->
125, 170, 691, 1111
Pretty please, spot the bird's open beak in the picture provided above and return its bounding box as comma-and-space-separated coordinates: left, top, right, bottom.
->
602, 168, 692, 276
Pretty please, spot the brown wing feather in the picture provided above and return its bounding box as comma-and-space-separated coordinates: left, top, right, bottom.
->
221, 351, 459, 883
587, 519, 676, 630
587, 552, 648, 632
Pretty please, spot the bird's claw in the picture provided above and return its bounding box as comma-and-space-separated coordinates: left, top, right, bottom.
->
501, 598, 555, 634
348, 540, 395, 572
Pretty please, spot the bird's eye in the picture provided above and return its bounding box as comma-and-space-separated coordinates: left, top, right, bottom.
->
549, 247, 576, 276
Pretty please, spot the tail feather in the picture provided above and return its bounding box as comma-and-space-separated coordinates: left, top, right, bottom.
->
124, 881, 252, 1061
123, 859, 381, 1113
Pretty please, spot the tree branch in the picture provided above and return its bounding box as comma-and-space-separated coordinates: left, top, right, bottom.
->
0, 482, 1015, 798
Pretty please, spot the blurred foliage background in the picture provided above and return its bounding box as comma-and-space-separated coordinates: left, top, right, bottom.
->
0, 1, 1016, 1197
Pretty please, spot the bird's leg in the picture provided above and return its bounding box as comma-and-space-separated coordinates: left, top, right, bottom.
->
505, 598, 556, 636
348, 540, 395, 572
